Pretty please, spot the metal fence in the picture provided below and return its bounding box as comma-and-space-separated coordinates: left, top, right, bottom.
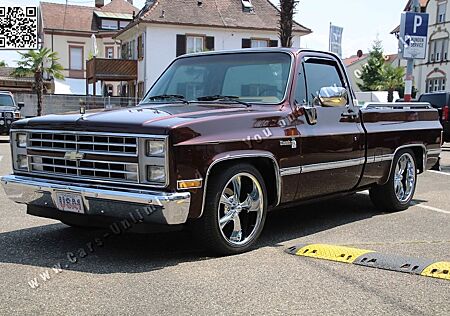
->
13, 93, 141, 117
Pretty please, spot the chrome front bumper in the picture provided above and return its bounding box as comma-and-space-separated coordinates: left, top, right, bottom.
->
1, 175, 191, 225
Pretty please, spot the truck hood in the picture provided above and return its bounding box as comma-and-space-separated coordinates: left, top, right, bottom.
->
12, 103, 258, 134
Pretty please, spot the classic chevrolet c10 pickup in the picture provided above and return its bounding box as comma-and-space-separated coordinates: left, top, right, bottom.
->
1, 48, 443, 255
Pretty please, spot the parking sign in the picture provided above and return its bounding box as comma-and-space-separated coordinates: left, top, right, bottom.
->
400, 12, 429, 59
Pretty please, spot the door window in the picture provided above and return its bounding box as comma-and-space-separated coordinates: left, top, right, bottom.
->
303, 58, 345, 106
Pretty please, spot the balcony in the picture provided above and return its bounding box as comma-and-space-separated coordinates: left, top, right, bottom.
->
86, 57, 137, 96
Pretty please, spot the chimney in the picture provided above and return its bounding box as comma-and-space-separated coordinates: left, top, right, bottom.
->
95, 0, 104, 8
127, 0, 133, 5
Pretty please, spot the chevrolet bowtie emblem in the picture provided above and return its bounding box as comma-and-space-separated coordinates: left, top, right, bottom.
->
64, 151, 84, 161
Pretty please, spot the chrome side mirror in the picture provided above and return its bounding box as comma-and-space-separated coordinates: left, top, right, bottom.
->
318, 87, 348, 107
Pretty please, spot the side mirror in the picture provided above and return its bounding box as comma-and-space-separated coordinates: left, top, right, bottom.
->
318, 87, 348, 107
17, 102, 25, 109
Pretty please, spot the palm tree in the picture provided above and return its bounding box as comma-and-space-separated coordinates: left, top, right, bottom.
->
279, 0, 298, 47
380, 63, 405, 102
12, 48, 64, 116
0, 60, 6, 67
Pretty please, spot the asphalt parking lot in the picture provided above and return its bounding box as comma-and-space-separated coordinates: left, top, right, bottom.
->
0, 136, 449, 315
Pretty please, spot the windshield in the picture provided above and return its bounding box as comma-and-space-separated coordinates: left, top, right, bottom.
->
143, 52, 292, 104
0, 95, 14, 107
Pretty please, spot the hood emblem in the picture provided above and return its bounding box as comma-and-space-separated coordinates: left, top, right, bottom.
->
64, 151, 85, 161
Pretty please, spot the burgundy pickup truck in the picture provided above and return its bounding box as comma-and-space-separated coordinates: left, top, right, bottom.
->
1, 49, 443, 255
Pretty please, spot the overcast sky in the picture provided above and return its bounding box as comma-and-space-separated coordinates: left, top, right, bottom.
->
0, 0, 406, 66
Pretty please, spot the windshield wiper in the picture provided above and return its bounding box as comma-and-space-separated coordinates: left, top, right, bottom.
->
146, 94, 189, 104
196, 95, 251, 107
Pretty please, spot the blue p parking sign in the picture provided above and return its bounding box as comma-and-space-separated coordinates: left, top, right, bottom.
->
400, 12, 429, 59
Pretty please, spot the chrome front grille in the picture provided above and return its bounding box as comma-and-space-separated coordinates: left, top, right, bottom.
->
29, 132, 138, 156
26, 131, 139, 183
29, 156, 138, 182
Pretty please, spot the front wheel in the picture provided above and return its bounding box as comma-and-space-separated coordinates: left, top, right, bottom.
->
369, 150, 417, 212
194, 164, 267, 255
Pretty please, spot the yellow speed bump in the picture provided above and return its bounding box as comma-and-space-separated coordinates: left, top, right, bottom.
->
294, 244, 374, 264
421, 262, 450, 281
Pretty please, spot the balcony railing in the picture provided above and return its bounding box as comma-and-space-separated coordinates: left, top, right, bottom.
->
86, 57, 137, 83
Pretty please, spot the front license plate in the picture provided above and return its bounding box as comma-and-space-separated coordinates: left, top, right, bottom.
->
55, 192, 84, 214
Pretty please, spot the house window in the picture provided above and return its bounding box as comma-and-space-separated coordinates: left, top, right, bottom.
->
187, 36, 204, 54
426, 77, 446, 92
101, 19, 118, 30
137, 35, 144, 59
251, 39, 269, 48
438, 2, 447, 23
429, 38, 449, 62
69, 46, 83, 70
119, 20, 129, 29
105, 46, 114, 59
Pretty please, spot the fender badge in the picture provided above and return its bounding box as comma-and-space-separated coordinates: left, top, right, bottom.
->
280, 138, 297, 149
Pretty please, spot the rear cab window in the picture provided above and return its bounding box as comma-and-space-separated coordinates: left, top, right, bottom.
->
418, 93, 447, 108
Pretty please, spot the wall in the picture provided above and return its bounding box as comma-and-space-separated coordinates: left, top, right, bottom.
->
13, 93, 139, 117
413, 0, 450, 95
42, 33, 121, 95
142, 24, 303, 89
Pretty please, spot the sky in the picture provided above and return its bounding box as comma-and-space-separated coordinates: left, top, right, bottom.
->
0, 0, 406, 66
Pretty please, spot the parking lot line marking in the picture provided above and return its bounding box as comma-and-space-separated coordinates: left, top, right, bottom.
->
0, 156, 3, 162
421, 262, 450, 281
286, 244, 450, 281
413, 203, 450, 215
428, 170, 450, 176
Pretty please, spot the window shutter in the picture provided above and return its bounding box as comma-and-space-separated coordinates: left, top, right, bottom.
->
205, 36, 215, 51
176, 34, 187, 57
242, 38, 251, 48
269, 40, 278, 47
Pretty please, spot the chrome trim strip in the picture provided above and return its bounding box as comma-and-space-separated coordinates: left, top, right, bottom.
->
427, 148, 442, 155
200, 152, 281, 218
11, 129, 163, 138
1, 175, 190, 225
301, 157, 365, 173
372, 154, 394, 163
280, 166, 302, 176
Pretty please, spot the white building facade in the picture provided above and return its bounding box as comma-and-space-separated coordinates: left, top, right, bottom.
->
414, 0, 450, 94
115, 0, 311, 98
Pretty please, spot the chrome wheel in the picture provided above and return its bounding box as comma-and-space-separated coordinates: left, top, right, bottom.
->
394, 152, 416, 203
217, 172, 264, 246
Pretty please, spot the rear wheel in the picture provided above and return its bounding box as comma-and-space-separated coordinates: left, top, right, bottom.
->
369, 150, 417, 212
194, 164, 267, 255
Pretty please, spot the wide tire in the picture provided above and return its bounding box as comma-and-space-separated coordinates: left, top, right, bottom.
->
369, 149, 417, 212
194, 163, 268, 256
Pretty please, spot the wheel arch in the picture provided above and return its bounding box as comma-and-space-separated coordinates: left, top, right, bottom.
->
382, 144, 426, 186
199, 151, 281, 218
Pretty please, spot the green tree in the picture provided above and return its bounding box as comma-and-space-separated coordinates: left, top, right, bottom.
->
358, 40, 385, 91
12, 48, 64, 116
380, 63, 405, 102
0, 60, 6, 67
279, 0, 298, 47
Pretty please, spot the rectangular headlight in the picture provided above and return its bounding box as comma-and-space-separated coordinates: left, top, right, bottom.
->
147, 165, 165, 183
147, 140, 165, 156
17, 154, 28, 170
17, 133, 27, 148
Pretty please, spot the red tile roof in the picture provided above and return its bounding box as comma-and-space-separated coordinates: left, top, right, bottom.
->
343, 54, 368, 66
132, 0, 311, 33
40, 0, 138, 32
